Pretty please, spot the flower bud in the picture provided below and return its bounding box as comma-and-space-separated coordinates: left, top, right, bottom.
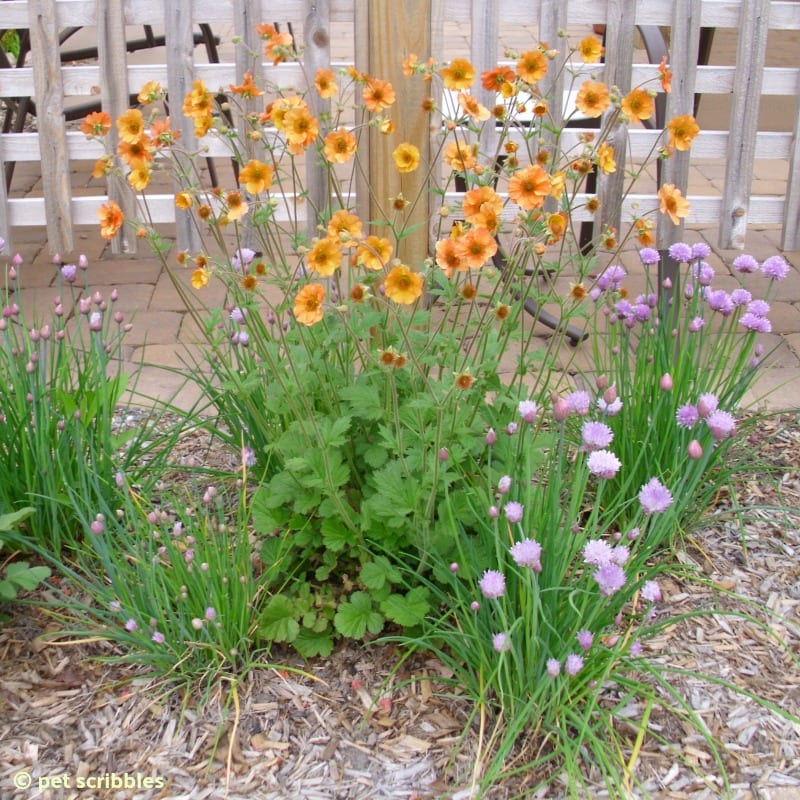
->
687, 439, 703, 460
659, 373, 673, 392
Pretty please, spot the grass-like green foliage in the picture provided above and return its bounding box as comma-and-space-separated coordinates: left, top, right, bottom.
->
0, 259, 189, 552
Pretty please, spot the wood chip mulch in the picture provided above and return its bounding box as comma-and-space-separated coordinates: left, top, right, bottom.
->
0, 416, 798, 800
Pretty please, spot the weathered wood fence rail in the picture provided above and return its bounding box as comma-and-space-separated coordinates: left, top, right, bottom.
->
0, 0, 798, 257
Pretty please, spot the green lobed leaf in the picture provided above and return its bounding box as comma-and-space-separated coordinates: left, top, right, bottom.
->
333, 591, 384, 639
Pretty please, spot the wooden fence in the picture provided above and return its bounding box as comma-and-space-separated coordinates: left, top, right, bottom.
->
0, 0, 798, 258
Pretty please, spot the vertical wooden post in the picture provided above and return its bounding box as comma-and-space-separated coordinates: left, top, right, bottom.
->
0, 141, 12, 255
165, 0, 201, 254
305, 0, 331, 235
598, 0, 636, 240
28, 0, 73, 255
98, 0, 136, 254
366, 0, 432, 266
781, 98, 800, 251
470, 0, 499, 162
718, 0, 771, 249
657, 0, 701, 255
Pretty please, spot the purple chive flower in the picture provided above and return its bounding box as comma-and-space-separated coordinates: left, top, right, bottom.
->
694, 261, 715, 286
740, 312, 772, 333
733, 253, 759, 273
594, 563, 626, 596
668, 242, 692, 262
688, 439, 703, 459
109, 600, 121, 612
231, 247, 256, 271
697, 392, 719, 418
60, 263, 77, 283
631, 302, 651, 322
615, 299, 633, 319
124, 619, 138, 632
470, 600, 480, 611
509, 538, 542, 571
546, 658, 561, 677
692, 242, 711, 259
553, 397, 571, 422
639, 477, 673, 514
479, 570, 506, 599
641, 580, 662, 603
730, 288, 752, 307
597, 396, 623, 416
152, 631, 165, 644
89, 311, 103, 331
497, 475, 512, 495
485, 427, 497, 446
704, 288, 734, 315
587, 449, 622, 479
488, 505, 500, 519
205, 607, 217, 621
230, 307, 246, 325
581, 420, 614, 450
688, 316, 705, 333
761, 255, 790, 281
611, 545, 630, 566
597, 264, 626, 291
639, 247, 660, 266
518, 399, 538, 423
583, 539, 614, 567
676, 403, 699, 428
505, 422, 518, 435
492, 632, 511, 652
566, 390, 592, 416
565, 653, 585, 676
504, 501, 524, 524
576, 630, 594, 651
706, 409, 736, 440
747, 299, 771, 317
242, 446, 256, 467
630, 640, 643, 657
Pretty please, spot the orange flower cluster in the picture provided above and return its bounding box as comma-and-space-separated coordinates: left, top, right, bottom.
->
264, 95, 319, 155
257, 23, 293, 65
182, 80, 214, 138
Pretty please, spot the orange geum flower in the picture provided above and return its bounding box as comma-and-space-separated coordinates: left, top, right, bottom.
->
239, 159, 274, 194
458, 92, 490, 122
441, 58, 475, 90
481, 65, 516, 92
225, 191, 249, 222
328, 209, 363, 245
575, 80, 611, 118
634, 218, 655, 247
454, 371, 474, 390
191, 267, 210, 289
435, 237, 466, 277
362, 78, 396, 112
229, 70, 263, 98
597, 142, 616, 174
392, 142, 420, 173
98, 199, 124, 240
667, 114, 700, 151
137, 80, 163, 105
182, 80, 213, 118
621, 88, 654, 122
508, 164, 551, 210
81, 111, 112, 137
293, 283, 326, 326
516, 50, 548, 84
116, 108, 145, 144
127, 166, 151, 191
268, 95, 307, 130
658, 56, 672, 93
401, 52, 419, 77
458, 226, 498, 270
323, 128, 357, 163
356, 235, 393, 271
578, 35, 605, 63
307, 237, 343, 276
658, 183, 691, 225
150, 117, 180, 148
314, 68, 338, 98
546, 211, 569, 243
443, 140, 477, 171
92, 155, 113, 179
117, 138, 153, 169
175, 191, 193, 210
284, 107, 319, 153
257, 23, 294, 64
385, 264, 424, 304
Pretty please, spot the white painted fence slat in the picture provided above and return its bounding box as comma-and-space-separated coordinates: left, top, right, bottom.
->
470, 0, 500, 160
719, 0, 771, 248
